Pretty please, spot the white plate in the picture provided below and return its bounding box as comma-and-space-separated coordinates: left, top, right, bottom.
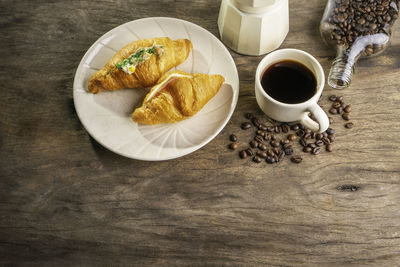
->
73, 17, 239, 161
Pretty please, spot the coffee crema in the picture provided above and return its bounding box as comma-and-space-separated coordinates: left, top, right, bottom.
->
260, 60, 316, 104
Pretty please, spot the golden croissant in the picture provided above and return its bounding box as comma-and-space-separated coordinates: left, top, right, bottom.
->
132, 71, 225, 124
88, 37, 193, 94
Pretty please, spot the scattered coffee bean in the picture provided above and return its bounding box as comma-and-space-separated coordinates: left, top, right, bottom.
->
345, 122, 354, 129
329, 95, 337, 101
267, 149, 275, 157
298, 124, 305, 130
256, 151, 267, 159
332, 101, 341, 109
287, 133, 297, 141
254, 135, 264, 143
266, 156, 275, 164
253, 156, 262, 163
281, 124, 290, 133
303, 146, 312, 153
264, 134, 272, 141
337, 96, 343, 103
258, 143, 268, 151
326, 128, 335, 135
273, 148, 280, 155
316, 133, 323, 140
336, 107, 343, 114
239, 150, 247, 159
308, 143, 317, 149
245, 148, 254, 156
329, 108, 338, 114
291, 156, 302, 163
230, 134, 238, 142
299, 139, 308, 147
229, 142, 238, 150
322, 137, 331, 145
344, 105, 351, 113
328, 134, 335, 143
296, 129, 305, 137
342, 113, 350, 121
271, 134, 277, 141
291, 124, 299, 131
280, 139, 290, 145
270, 140, 280, 147
312, 147, 321, 155
259, 124, 268, 131
278, 150, 285, 161
251, 117, 260, 127
315, 140, 324, 147
241, 122, 252, 130
256, 130, 264, 136
249, 140, 258, 148
329, 117, 333, 124
284, 147, 294, 155
326, 144, 333, 152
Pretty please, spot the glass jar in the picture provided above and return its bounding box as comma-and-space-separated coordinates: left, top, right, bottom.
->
320, 0, 399, 89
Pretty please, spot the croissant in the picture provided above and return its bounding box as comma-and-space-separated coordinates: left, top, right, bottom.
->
88, 37, 193, 94
132, 71, 225, 125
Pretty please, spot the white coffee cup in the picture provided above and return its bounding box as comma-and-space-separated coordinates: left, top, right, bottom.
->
255, 48, 329, 133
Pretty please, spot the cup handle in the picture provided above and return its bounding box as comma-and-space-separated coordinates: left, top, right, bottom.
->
300, 103, 329, 133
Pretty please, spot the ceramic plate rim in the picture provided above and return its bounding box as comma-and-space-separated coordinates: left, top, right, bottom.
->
73, 17, 239, 161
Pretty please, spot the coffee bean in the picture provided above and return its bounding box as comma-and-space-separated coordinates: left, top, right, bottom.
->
322, 137, 331, 145
273, 154, 279, 163
287, 133, 297, 141
304, 133, 311, 140
315, 140, 324, 147
256, 151, 267, 159
239, 150, 247, 159
308, 143, 317, 149
264, 134, 272, 141
284, 147, 294, 155
296, 129, 305, 137
274, 125, 281, 133
271, 134, 277, 141
337, 96, 343, 103
258, 143, 268, 151
328, 134, 335, 143
251, 117, 260, 127
291, 156, 303, 163
326, 144, 333, 152
229, 142, 238, 150
345, 122, 354, 128
342, 113, 350, 121
299, 139, 308, 147
267, 126, 274, 132
280, 139, 290, 145
291, 124, 299, 131
298, 124, 305, 130
344, 104, 352, 113
266, 156, 275, 164
312, 147, 321, 155
245, 113, 254, 119
229, 134, 238, 142
316, 133, 323, 140
267, 149, 275, 157
241, 122, 252, 130
332, 101, 341, 109
303, 146, 312, 153
329, 117, 333, 124
326, 128, 335, 135
256, 130, 265, 137
329, 108, 338, 114
329, 95, 337, 101
270, 140, 280, 147
250, 140, 258, 148
245, 148, 254, 156
258, 124, 268, 131
253, 156, 262, 163
273, 148, 280, 155
281, 124, 290, 133
254, 135, 264, 143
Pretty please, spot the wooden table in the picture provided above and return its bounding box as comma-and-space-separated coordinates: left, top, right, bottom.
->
1, 0, 400, 265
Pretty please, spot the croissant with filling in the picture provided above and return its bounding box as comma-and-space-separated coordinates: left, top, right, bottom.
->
132, 71, 225, 124
88, 37, 192, 94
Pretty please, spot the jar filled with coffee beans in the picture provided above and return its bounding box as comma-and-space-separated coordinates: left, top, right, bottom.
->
320, 0, 399, 89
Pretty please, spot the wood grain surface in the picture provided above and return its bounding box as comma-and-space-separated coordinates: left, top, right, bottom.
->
1, 0, 400, 265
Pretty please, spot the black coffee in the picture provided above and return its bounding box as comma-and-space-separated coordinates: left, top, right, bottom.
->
261, 60, 316, 104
